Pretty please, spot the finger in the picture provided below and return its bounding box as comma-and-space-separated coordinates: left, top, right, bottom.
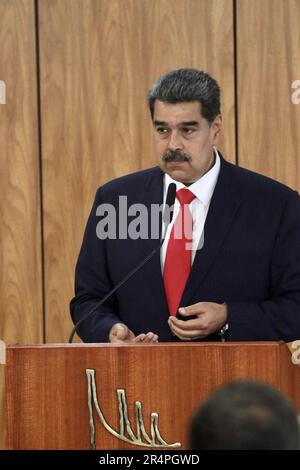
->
169, 321, 205, 339
134, 334, 146, 342
110, 334, 131, 344
113, 323, 129, 340
136, 333, 157, 343
143, 332, 159, 343
178, 303, 207, 316
168, 316, 205, 331
109, 323, 126, 343
140, 333, 153, 343
133, 332, 159, 343
110, 336, 124, 343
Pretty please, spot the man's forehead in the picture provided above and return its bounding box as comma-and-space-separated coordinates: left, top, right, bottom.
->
153, 100, 203, 122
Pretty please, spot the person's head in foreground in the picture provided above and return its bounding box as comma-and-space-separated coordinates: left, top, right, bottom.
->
189, 380, 300, 450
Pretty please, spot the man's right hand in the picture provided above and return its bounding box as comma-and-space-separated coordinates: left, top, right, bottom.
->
109, 323, 158, 344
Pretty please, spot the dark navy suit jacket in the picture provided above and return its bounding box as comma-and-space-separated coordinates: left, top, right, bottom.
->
70, 155, 300, 342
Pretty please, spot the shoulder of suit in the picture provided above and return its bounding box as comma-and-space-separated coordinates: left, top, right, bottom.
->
95, 166, 162, 198
225, 159, 299, 200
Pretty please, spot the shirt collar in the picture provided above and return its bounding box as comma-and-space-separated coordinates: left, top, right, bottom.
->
164, 148, 221, 206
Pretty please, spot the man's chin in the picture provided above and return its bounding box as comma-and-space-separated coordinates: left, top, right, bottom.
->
165, 167, 192, 184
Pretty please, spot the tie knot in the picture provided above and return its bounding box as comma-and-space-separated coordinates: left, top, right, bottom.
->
176, 188, 196, 206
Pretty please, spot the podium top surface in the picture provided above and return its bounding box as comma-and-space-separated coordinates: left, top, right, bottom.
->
6, 341, 285, 349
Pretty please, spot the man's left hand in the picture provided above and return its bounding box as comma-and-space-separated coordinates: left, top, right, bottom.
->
168, 302, 228, 341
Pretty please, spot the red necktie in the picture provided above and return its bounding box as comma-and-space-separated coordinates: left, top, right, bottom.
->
163, 188, 196, 316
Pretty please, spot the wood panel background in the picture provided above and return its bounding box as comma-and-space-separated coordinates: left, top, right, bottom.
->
237, 0, 300, 190
1, 0, 300, 449
0, 0, 43, 448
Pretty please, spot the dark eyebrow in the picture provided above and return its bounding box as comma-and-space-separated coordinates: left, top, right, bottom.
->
153, 120, 167, 126
180, 121, 199, 126
153, 120, 199, 127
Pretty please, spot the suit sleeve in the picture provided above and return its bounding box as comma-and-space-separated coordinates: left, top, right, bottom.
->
226, 190, 300, 341
70, 188, 120, 342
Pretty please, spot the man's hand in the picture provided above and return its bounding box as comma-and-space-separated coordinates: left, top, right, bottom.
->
168, 302, 228, 341
109, 323, 159, 344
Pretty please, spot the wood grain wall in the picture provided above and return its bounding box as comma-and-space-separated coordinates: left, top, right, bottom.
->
1, 0, 300, 448
0, 0, 43, 448
237, 0, 300, 189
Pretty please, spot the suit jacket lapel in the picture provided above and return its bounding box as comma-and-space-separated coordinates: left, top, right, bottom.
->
181, 157, 241, 306
138, 168, 169, 312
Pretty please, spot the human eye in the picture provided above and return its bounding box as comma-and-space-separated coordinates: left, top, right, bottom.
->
181, 127, 196, 136
155, 127, 169, 137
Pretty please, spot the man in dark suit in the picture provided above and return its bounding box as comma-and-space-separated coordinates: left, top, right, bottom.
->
70, 68, 300, 343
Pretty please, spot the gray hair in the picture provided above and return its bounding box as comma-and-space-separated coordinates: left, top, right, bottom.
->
148, 68, 221, 124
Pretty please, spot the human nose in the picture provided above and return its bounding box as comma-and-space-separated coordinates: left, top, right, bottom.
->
167, 130, 184, 150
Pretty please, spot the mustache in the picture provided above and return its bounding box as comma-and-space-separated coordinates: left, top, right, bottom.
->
162, 150, 191, 163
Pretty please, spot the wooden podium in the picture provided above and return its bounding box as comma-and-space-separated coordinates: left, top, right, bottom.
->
4, 342, 300, 450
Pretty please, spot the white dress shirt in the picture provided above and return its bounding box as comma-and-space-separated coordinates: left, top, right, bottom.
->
161, 148, 221, 272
